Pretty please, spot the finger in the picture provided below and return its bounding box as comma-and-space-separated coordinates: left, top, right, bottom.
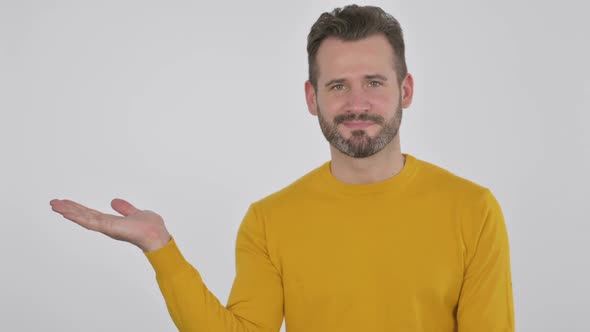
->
50, 199, 123, 234
111, 198, 140, 217
50, 199, 101, 216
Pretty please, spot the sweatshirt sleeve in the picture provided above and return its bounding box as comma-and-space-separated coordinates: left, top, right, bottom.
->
144, 204, 284, 332
457, 189, 515, 331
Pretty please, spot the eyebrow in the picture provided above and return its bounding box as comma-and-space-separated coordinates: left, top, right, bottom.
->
324, 74, 388, 88
365, 74, 388, 81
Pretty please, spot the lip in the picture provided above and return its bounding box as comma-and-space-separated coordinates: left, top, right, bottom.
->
342, 121, 374, 129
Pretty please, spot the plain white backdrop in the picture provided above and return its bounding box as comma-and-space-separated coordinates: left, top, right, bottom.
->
1, 0, 588, 331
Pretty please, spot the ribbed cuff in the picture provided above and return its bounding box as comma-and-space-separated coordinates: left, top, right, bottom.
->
144, 237, 191, 278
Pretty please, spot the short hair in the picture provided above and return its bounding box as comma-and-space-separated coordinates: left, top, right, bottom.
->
307, 4, 407, 89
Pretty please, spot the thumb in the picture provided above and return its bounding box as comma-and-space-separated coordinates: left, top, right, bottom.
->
111, 198, 140, 217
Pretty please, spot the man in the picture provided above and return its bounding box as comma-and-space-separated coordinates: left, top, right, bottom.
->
50, 4, 514, 331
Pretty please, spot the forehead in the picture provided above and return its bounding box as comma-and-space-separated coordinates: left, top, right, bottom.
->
315, 34, 396, 82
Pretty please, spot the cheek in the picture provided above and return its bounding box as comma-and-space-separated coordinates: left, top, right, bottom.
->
367, 92, 400, 115
318, 94, 347, 114
370, 88, 398, 102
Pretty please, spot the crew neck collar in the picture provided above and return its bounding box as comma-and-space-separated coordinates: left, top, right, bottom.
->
318, 153, 419, 195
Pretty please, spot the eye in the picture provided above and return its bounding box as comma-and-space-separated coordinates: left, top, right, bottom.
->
330, 84, 346, 91
368, 81, 383, 87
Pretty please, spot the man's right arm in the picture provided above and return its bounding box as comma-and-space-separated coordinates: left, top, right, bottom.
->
145, 204, 284, 332
50, 199, 284, 332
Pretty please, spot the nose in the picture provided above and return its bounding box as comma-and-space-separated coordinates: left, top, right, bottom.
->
344, 86, 371, 113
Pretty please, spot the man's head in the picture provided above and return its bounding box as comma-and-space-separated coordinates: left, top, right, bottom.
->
307, 5, 408, 90
304, 5, 414, 159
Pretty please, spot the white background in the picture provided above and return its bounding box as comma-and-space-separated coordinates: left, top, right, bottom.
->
1, 0, 588, 331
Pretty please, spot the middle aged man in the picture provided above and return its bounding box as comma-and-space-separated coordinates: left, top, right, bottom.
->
50, 4, 515, 331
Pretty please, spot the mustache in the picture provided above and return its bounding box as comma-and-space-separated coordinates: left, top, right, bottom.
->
333, 113, 385, 125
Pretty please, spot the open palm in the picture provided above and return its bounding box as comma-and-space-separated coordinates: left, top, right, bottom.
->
50, 198, 171, 252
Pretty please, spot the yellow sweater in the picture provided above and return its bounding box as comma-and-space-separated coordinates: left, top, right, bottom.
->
145, 153, 515, 331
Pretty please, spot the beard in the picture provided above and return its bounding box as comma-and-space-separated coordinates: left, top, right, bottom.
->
317, 99, 402, 159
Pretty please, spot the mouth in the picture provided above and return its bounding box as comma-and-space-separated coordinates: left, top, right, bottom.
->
342, 121, 374, 129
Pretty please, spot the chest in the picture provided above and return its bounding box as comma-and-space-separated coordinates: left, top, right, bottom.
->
277, 200, 464, 311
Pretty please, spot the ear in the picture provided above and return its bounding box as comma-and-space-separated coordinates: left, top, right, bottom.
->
305, 80, 318, 116
400, 73, 414, 109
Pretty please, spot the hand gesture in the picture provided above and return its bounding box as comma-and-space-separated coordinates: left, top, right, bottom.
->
50, 198, 171, 252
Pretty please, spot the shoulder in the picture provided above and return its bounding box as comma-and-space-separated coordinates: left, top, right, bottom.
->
413, 155, 506, 237
250, 161, 329, 211
409, 155, 506, 231
412, 155, 493, 202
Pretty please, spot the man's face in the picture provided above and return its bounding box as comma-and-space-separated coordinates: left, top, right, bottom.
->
305, 34, 413, 158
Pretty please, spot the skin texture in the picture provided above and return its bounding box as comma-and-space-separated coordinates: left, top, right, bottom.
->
50, 198, 170, 252
305, 34, 414, 184
50, 33, 414, 252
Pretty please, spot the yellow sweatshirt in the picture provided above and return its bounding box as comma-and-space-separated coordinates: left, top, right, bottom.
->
145, 153, 515, 331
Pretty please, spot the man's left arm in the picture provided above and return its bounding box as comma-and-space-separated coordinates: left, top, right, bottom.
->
457, 189, 515, 331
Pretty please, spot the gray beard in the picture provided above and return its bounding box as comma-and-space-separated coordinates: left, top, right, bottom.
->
317, 103, 402, 158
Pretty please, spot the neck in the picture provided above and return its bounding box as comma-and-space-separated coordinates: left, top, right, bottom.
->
329, 135, 405, 185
